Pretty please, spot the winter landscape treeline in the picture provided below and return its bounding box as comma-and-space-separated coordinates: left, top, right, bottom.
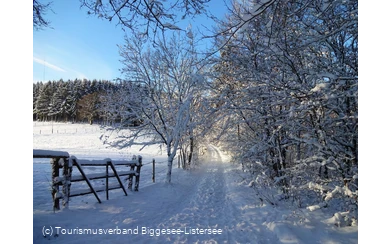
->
33, 79, 141, 125
34, 0, 358, 226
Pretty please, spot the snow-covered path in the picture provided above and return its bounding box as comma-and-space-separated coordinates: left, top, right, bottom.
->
146, 145, 279, 243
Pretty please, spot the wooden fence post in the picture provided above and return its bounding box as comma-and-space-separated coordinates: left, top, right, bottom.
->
128, 155, 136, 190
152, 159, 155, 183
135, 156, 142, 191
51, 158, 60, 211
62, 157, 72, 209
106, 160, 109, 200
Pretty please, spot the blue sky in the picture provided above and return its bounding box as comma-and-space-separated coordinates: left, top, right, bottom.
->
33, 0, 229, 83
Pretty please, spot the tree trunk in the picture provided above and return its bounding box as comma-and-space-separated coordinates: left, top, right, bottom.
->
166, 155, 173, 183
188, 137, 194, 168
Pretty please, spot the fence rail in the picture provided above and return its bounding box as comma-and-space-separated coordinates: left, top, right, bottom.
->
33, 149, 143, 211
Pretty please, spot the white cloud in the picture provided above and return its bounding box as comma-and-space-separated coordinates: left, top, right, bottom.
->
33, 57, 66, 72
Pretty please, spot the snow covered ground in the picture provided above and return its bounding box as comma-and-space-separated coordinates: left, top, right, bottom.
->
33, 122, 358, 243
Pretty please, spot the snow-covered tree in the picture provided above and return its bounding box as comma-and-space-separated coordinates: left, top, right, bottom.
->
101, 31, 207, 183
210, 0, 357, 223
97, 80, 141, 126
35, 81, 54, 121
77, 92, 100, 124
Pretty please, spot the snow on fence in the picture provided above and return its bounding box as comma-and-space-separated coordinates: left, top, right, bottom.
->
33, 127, 101, 135
33, 149, 143, 211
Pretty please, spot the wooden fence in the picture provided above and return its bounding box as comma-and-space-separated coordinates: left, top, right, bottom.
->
33, 149, 142, 211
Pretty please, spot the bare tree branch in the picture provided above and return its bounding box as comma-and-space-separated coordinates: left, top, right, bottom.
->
33, 0, 53, 30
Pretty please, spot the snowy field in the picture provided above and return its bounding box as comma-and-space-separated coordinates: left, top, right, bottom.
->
33, 122, 358, 243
